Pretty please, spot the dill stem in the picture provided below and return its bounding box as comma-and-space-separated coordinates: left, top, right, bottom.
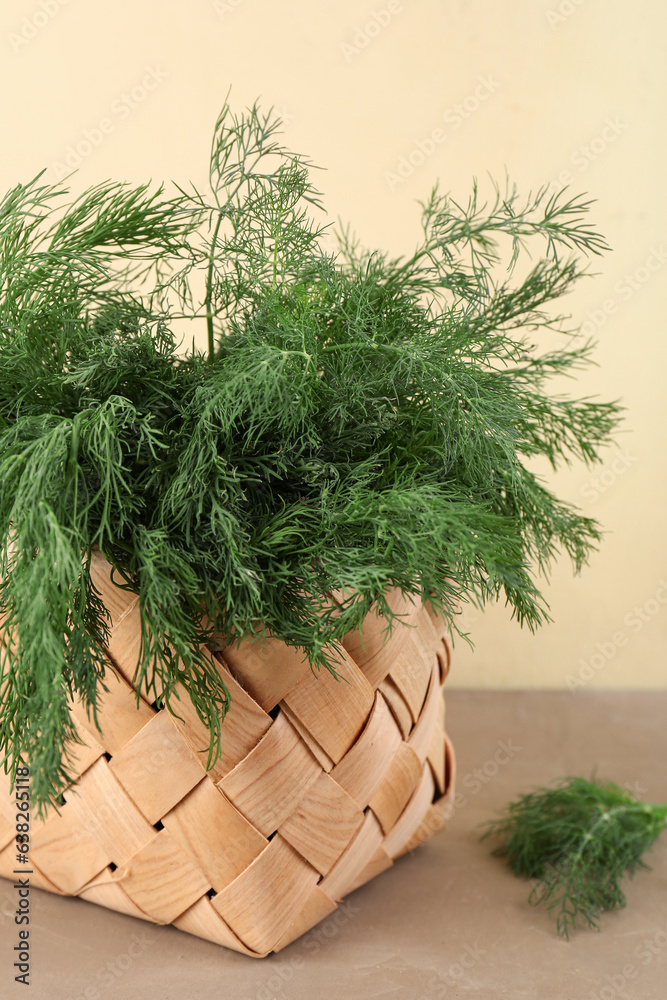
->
67, 418, 80, 518
272, 217, 281, 287
205, 211, 225, 361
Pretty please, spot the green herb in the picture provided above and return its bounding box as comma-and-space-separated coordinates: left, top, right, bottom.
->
0, 96, 621, 810
480, 776, 667, 938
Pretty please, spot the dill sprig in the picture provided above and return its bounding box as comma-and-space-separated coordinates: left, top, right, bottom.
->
0, 96, 622, 810
480, 776, 667, 938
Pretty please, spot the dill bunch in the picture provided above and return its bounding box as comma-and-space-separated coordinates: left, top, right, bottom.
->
0, 95, 622, 810
480, 776, 667, 938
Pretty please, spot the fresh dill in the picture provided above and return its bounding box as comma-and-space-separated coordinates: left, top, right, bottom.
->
480, 776, 667, 938
0, 96, 621, 810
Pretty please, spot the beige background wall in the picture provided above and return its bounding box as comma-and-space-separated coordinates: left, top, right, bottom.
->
0, 0, 664, 689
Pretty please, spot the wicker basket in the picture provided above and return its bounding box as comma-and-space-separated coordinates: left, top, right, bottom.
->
0, 551, 455, 957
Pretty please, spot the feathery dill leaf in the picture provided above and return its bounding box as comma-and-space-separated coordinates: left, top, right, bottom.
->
0, 97, 622, 810
480, 776, 667, 938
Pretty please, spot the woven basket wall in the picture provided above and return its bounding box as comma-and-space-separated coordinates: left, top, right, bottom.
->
0, 551, 455, 957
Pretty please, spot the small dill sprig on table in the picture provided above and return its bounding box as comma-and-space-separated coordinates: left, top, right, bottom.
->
0, 95, 622, 810
480, 776, 667, 938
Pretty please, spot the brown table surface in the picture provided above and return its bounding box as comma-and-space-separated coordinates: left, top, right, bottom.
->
1, 690, 666, 1000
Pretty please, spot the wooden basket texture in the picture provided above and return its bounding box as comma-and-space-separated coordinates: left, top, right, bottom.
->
0, 552, 455, 957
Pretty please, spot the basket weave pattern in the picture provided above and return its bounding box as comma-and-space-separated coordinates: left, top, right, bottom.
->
0, 552, 455, 957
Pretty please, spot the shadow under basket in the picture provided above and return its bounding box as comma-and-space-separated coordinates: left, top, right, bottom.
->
0, 552, 456, 957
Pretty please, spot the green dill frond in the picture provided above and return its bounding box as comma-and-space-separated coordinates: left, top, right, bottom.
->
480, 776, 667, 938
0, 97, 622, 810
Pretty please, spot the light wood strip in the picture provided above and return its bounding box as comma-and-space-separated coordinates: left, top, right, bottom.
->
272, 886, 338, 953
111, 829, 211, 924
319, 811, 384, 902
282, 648, 374, 764
109, 712, 207, 825
330, 694, 402, 809
79, 876, 160, 922
0, 842, 16, 882
0, 812, 13, 851
438, 635, 452, 683
63, 714, 106, 780
89, 549, 138, 629
64, 757, 155, 866
408, 663, 442, 764
444, 732, 456, 796
174, 896, 266, 957
69, 656, 155, 755
219, 714, 321, 837
30, 804, 110, 894
388, 644, 432, 723
166, 653, 272, 782
346, 844, 393, 895
378, 678, 413, 739
278, 772, 365, 875
279, 703, 335, 772
162, 778, 267, 893
210, 654, 273, 762
368, 742, 423, 835
387, 607, 439, 721
0, 768, 15, 825
394, 801, 447, 859
383, 764, 436, 859
213, 835, 319, 955
161, 683, 227, 782
403, 800, 447, 858
104, 604, 151, 700
21, 860, 67, 895
0, 845, 66, 895
341, 589, 421, 688
421, 602, 453, 683
219, 633, 311, 712
427, 697, 447, 794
